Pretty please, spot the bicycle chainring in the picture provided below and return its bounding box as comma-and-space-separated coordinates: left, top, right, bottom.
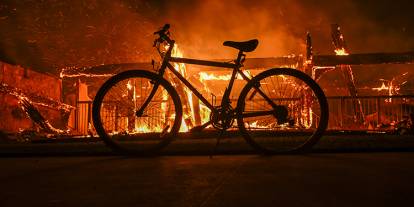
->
210, 106, 235, 130
274, 105, 289, 124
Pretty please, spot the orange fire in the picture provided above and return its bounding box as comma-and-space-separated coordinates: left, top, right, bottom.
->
334, 48, 349, 56
129, 44, 214, 133
372, 82, 389, 92
59, 66, 114, 78
199, 70, 252, 81
171, 44, 195, 132
372, 78, 404, 103
199, 72, 233, 81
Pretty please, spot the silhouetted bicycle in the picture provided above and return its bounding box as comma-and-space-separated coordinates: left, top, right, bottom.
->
92, 24, 329, 155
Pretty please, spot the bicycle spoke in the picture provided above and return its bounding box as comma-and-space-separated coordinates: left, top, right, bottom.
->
237, 68, 328, 154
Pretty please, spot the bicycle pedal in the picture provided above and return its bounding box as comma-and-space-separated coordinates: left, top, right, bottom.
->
189, 126, 204, 133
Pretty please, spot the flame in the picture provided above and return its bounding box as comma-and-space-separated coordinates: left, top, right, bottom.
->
199, 72, 232, 81
372, 78, 403, 103
300, 105, 313, 129
0, 83, 73, 112
134, 125, 162, 133
248, 121, 274, 129
334, 48, 349, 56
126, 81, 133, 90
372, 78, 402, 96
372, 82, 389, 92
197, 70, 253, 126
60, 73, 114, 78
59, 66, 114, 78
126, 44, 209, 133
199, 70, 252, 81
170, 44, 195, 132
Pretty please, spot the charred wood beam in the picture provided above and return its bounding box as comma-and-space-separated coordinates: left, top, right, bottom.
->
331, 24, 347, 50
19, 98, 66, 134
67, 57, 304, 77
313, 51, 414, 66
62, 51, 414, 77
1, 83, 73, 112
60, 63, 153, 78
306, 32, 313, 61
244, 57, 303, 69
330, 24, 364, 124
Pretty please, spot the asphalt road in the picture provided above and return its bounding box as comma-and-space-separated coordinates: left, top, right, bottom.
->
2, 134, 414, 156
1, 152, 414, 207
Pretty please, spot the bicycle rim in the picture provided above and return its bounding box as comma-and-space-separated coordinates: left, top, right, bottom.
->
237, 68, 329, 154
92, 70, 182, 155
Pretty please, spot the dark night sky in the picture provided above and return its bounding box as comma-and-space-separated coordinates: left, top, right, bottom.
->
0, 0, 413, 74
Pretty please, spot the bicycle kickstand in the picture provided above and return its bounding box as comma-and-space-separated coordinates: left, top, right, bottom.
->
209, 129, 226, 159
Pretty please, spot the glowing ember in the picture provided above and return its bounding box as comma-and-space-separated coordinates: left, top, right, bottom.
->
1, 83, 73, 112
371, 75, 407, 102
334, 48, 349, 56
60, 66, 114, 78
247, 121, 274, 129
372, 82, 389, 92
126, 81, 133, 90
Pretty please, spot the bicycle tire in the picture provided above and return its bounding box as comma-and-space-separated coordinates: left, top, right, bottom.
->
237, 68, 329, 154
92, 70, 182, 155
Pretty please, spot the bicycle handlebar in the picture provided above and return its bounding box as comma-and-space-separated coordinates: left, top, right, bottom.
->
153, 24, 174, 46
154, 24, 170, 36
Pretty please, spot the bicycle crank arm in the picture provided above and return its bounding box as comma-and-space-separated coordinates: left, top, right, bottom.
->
189, 120, 213, 133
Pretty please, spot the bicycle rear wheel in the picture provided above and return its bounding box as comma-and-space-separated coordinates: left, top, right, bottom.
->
92, 70, 182, 155
237, 68, 328, 154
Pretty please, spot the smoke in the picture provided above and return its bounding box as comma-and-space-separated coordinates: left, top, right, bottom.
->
0, 0, 413, 74
0, 0, 157, 73
161, 0, 414, 58
160, 0, 308, 59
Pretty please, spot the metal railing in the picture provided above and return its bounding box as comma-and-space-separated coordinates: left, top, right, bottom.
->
73, 96, 414, 135
75, 101, 92, 135
327, 95, 414, 130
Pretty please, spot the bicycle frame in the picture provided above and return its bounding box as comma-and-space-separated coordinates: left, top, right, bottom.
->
136, 37, 279, 129
166, 40, 270, 108
92, 24, 329, 155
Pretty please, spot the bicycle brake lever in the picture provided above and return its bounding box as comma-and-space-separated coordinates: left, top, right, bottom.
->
154, 24, 170, 35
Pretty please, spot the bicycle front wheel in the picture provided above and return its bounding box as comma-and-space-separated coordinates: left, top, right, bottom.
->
92, 70, 182, 155
237, 68, 329, 154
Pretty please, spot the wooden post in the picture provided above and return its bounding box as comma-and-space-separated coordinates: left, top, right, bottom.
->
192, 95, 201, 126
331, 24, 365, 125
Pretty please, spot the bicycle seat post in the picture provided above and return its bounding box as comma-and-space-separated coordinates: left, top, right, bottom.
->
235, 50, 245, 67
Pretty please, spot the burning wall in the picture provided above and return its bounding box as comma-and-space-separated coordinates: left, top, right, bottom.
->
0, 61, 69, 133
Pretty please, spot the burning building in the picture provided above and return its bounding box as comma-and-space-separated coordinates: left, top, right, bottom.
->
1, 0, 414, 137
0, 61, 71, 135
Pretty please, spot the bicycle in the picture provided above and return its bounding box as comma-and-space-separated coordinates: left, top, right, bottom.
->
92, 24, 329, 155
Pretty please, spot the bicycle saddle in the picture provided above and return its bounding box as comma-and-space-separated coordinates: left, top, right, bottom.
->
223, 39, 259, 52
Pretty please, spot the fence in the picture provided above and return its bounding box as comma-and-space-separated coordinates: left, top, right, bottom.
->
75, 101, 92, 135
327, 95, 414, 130
73, 96, 414, 135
